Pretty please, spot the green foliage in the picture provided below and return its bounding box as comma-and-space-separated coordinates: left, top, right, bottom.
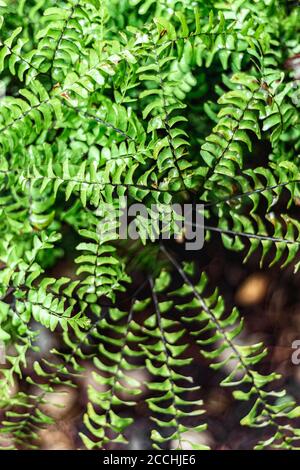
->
0, 0, 300, 450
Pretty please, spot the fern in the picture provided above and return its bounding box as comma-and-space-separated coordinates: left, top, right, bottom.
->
0, 0, 300, 451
